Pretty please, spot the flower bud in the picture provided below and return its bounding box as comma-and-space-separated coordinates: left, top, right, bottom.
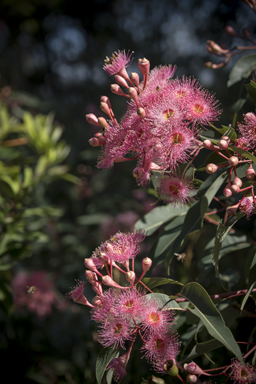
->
88, 137, 102, 146
223, 187, 232, 197
125, 271, 135, 284
138, 58, 150, 76
231, 184, 240, 194
225, 26, 236, 36
86, 113, 101, 126
149, 376, 166, 384
128, 87, 139, 107
101, 275, 124, 289
203, 139, 213, 149
204, 61, 213, 69
84, 258, 98, 273
142, 257, 152, 272
218, 139, 229, 150
137, 107, 145, 118
232, 177, 242, 187
206, 163, 218, 174
246, 166, 255, 180
130, 72, 140, 87
92, 296, 102, 306
114, 74, 129, 89
187, 375, 197, 383
98, 117, 108, 128
228, 156, 239, 167
111, 84, 129, 97
133, 167, 144, 179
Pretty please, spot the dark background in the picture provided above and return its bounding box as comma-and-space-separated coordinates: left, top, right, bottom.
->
1, 0, 256, 383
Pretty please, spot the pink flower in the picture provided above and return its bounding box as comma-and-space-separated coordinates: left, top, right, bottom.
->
229, 358, 256, 383
98, 317, 134, 349
91, 288, 117, 323
103, 50, 133, 77
141, 330, 180, 373
114, 288, 146, 320
140, 298, 175, 336
239, 197, 255, 218
92, 230, 145, 264
238, 112, 256, 150
157, 174, 197, 206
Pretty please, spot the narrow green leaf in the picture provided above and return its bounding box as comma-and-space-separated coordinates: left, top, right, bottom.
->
227, 54, 256, 87
245, 80, 256, 106
142, 277, 183, 290
169, 170, 227, 262
179, 282, 244, 364
96, 347, 119, 384
180, 339, 223, 364
211, 212, 245, 280
230, 98, 247, 113
240, 281, 256, 311
135, 204, 188, 236
231, 145, 256, 163
150, 214, 184, 264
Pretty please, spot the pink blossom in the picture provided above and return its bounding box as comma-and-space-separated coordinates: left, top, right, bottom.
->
141, 330, 180, 373
239, 197, 255, 218
92, 230, 145, 264
114, 288, 146, 320
229, 358, 256, 383
238, 112, 256, 150
103, 50, 133, 77
140, 298, 175, 336
98, 317, 134, 349
157, 174, 197, 206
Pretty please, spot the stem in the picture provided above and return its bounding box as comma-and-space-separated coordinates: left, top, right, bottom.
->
175, 288, 256, 302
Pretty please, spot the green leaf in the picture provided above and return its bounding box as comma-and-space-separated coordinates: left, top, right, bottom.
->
231, 145, 256, 163
169, 170, 228, 262
240, 281, 256, 311
179, 282, 244, 364
96, 347, 119, 384
211, 212, 245, 280
231, 98, 247, 113
135, 204, 188, 236
149, 214, 185, 264
227, 54, 256, 87
180, 339, 223, 364
142, 277, 183, 290
144, 292, 183, 310
245, 80, 256, 106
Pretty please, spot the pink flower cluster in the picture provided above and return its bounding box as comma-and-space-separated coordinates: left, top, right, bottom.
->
86, 50, 221, 206
229, 358, 256, 383
12, 270, 60, 317
67, 230, 180, 382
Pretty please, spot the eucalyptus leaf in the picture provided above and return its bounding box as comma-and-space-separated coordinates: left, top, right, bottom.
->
211, 212, 245, 280
179, 282, 244, 364
135, 204, 188, 236
96, 347, 119, 384
240, 281, 256, 312
180, 339, 223, 364
227, 54, 256, 87
245, 80, 256, 106
142, 277, 183, 290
